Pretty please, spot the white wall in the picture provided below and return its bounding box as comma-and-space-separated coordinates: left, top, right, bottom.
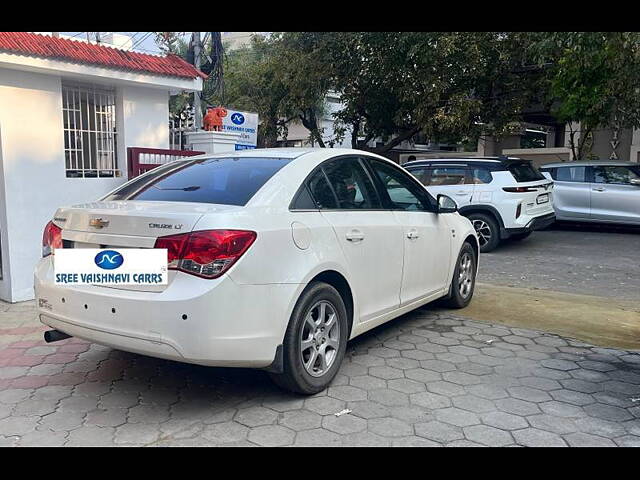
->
117, 85, 170, 164
0, 68, 170, 302
0, 123, 10, 301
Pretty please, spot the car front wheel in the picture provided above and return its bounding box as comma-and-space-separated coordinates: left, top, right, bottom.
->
269, 282, 348, 395
442, 242, 477, 309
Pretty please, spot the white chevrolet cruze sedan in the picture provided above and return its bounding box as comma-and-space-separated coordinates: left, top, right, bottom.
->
35, 148, 479, 394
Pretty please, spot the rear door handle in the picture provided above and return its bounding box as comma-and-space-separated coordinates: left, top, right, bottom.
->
592, 187, 605, 192
345, 230, 365, 242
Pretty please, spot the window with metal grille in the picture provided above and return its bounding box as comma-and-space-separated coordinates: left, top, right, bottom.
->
62, 82, 118, 178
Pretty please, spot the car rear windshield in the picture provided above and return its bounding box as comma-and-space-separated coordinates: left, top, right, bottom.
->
506, 162, 545, 182
103, 157, 291, 206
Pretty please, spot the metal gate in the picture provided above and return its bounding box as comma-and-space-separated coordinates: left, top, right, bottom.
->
127, 147, 204, 180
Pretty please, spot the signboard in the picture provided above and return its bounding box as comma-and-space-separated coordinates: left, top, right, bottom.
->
221, 109, 259, 150
54, 249, 168, 286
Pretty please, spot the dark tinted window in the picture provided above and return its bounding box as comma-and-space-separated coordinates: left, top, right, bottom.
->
427, 167, 468, 186
104, 157, 290, 206
321, 157, 380, 209
593, 165, 640, 185
307, 170, 338, 209
368, 159, 433, 211
555, 166, 586, 183
104, 161, 192, 201
507, 162, 545, 182
291, 185, 317, 209
471, 167, 493, 184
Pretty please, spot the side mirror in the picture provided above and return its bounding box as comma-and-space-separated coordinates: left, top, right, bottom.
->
630, 178, 640, 186
437, 194, 458, 214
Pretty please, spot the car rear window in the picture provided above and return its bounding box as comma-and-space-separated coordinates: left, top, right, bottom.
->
506, 162, 545, 182
103, 157, 291, 206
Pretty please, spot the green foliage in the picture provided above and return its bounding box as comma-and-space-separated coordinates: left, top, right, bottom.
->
158, 31, 640, 156
153, 32, 186, 55
532, 32, 640, 159
303, 32, 542, 152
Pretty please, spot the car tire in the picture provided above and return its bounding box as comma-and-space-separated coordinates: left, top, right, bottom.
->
468, 213, 500, 253
442, 242, 477, 309
269, 282, 348, 395
510, 231, 532, 241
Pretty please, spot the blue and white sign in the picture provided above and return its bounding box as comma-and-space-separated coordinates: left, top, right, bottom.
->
222, 109, 259, 150
94, 250, 124, 270
55, 249, 168, 286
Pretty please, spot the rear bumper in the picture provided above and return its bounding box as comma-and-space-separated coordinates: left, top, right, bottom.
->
34, 257, 300, 368
504, 212, 556, 236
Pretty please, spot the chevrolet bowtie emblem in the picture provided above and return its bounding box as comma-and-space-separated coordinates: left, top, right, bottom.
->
89, 218, 109, 229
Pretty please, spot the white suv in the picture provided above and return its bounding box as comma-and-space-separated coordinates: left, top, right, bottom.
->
404, 157, 555, 252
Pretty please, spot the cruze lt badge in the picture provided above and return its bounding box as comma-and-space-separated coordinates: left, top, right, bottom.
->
149, 223, 183, 230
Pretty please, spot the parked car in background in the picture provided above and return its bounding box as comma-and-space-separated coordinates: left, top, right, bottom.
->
539, 161, 640, 226
404, 157, 555, 252
35, 148, 479, 395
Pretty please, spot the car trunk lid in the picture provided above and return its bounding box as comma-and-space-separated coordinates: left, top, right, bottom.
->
53, 200, 243, 292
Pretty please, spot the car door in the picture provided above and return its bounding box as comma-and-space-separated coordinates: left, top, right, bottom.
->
366, 158, 452, 305
311, 156, 404, 323
422, 166, 475, 208
590, 165, 640, 224
551, 166, 590, 220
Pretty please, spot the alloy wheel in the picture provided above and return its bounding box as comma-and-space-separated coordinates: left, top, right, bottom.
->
458, 252, 474, 298
300, 300, 340, 377
472, 220, 492, 247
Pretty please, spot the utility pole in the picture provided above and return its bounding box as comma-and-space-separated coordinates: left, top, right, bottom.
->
193, 32, 203, 130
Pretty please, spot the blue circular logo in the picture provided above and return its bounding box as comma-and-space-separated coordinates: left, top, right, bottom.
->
231, 113, 245, 125
94, 250, 124, 270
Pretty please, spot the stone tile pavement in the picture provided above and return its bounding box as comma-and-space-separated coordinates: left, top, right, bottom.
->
0, 299, 639, 446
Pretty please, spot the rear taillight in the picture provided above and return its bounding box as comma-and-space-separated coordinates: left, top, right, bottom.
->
42, 221, 62, 257
502, 186, 538, 193
154, 229, 257, 279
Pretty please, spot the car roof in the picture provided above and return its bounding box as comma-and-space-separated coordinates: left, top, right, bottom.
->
404, 156, 531, 166
403, 156, 534, 172
541, 160, 639, 168
185, 147, 393, 161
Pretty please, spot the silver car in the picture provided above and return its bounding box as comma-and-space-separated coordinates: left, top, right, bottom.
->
539, 161, 640, 225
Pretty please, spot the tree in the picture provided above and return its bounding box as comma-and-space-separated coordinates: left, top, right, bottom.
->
300, 32, 542, 154
203, 36, 296, 147
269, 33, 333, 147
153, 32, 186, 54
532, 32, 640, 160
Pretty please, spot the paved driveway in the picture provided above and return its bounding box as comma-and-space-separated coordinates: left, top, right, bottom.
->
479, 222, 640, 301
1, 300, 638, 446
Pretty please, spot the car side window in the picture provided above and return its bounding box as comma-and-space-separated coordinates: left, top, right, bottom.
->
555, 166, 586, 183
593, 166, 640, 185
427, 167, 468, 186
307, 169, 338, 209
367, 159, 433, 211
471, 167, 493, 184
406, 167, 429, 185
319, 157, 380, 209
